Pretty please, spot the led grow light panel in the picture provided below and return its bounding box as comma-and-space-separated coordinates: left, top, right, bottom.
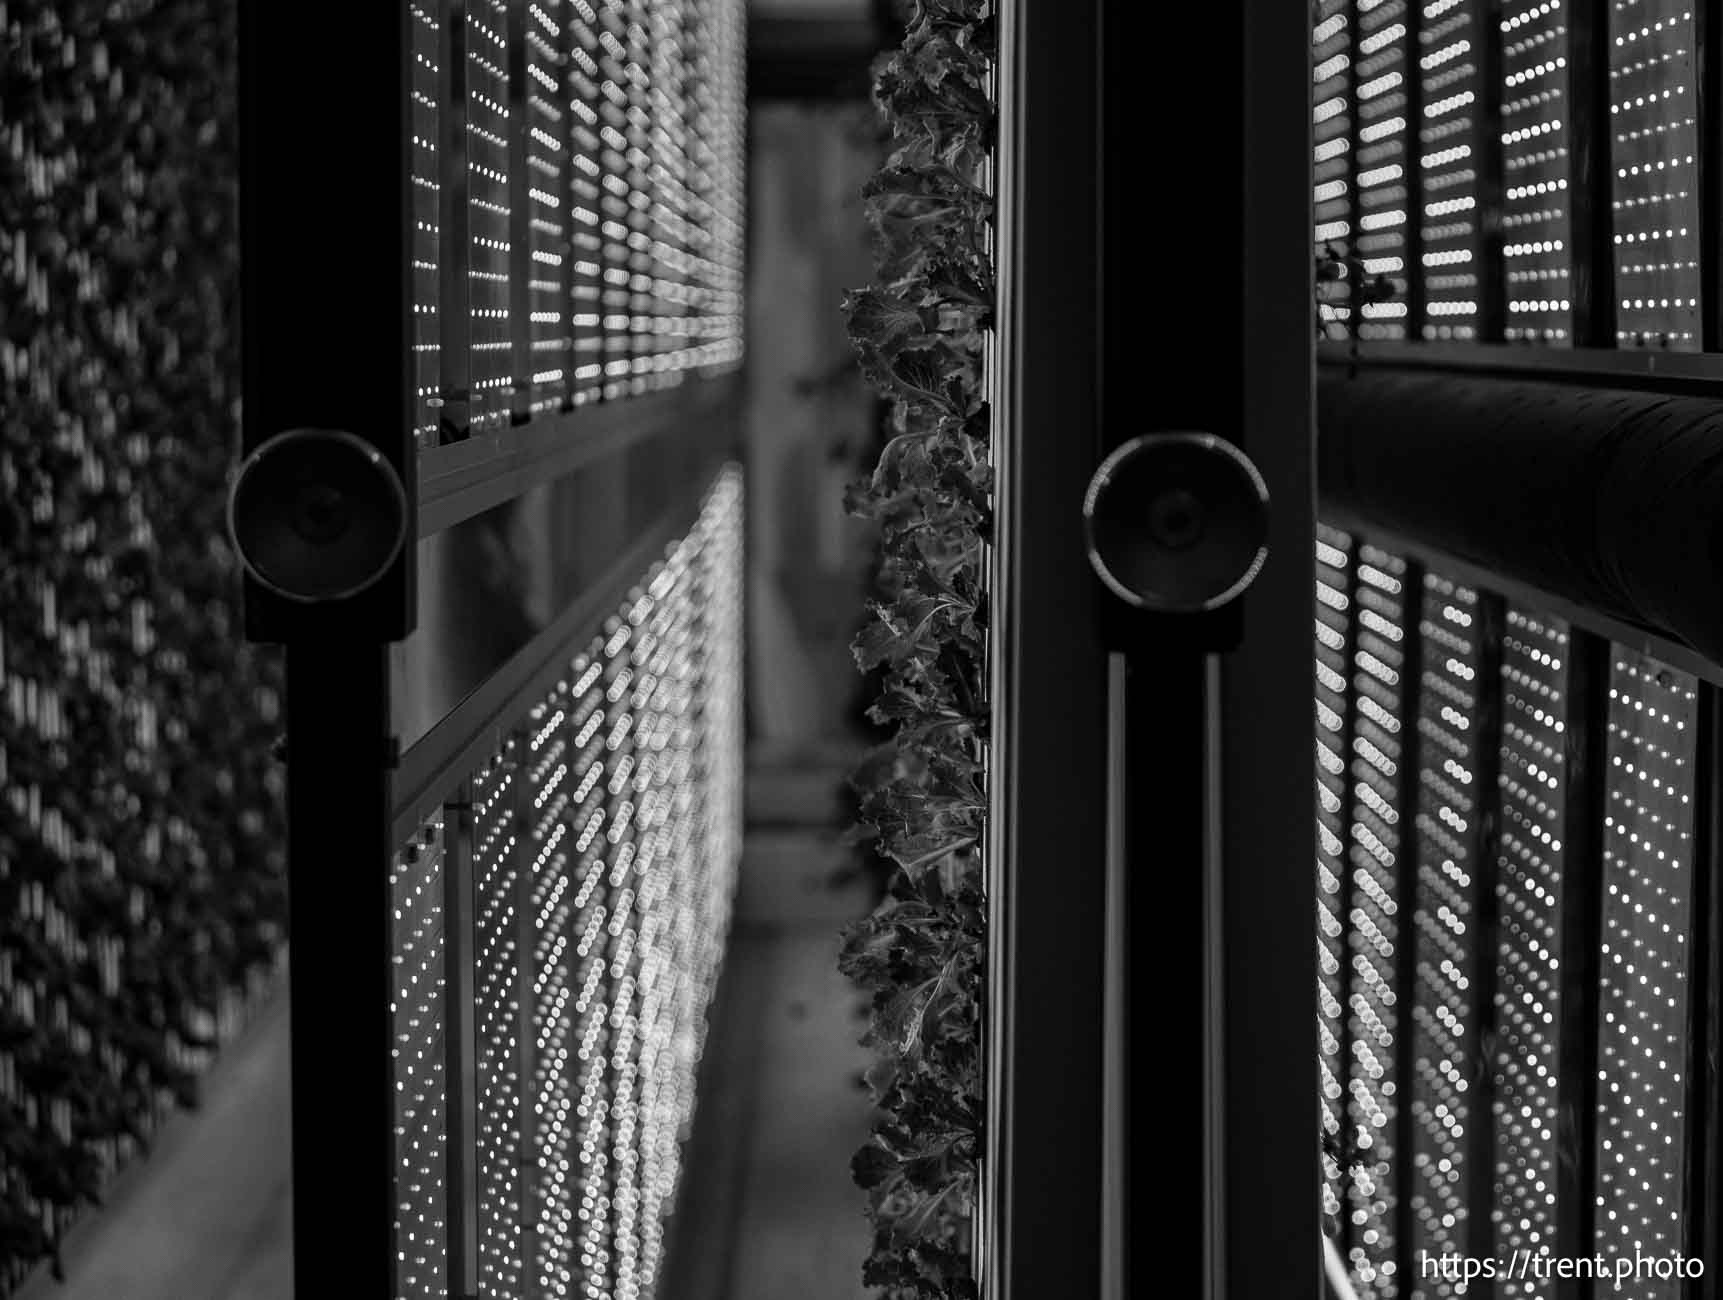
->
1594, 650, 1697, 1295
1407, 575, 1485, 1294
1490, 607, 1571, 1300
467, 0, 515, 431
1608, 0, 1701, 350
527, 0, 573, 414
1314, 1, 1354, 338
1354, 0, 1410, 339
411, 0, 443, 443
1316, 526, 1356, 1234
1346, 544, 1411, 1299
475, 743, 528, 1294
1500, 0, 1574, 342
1419, 0, 1488, 340
390, 816, 449, 1300
521, 466, 744, 1300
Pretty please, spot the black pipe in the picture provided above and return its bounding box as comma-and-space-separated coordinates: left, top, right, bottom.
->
1318, 366, 1723, 663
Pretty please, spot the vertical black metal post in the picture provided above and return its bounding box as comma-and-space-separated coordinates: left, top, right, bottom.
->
1392, 560, 1427, 1292
1099, 0, 1318, 1291
1218, 0, 1322, 1274
1404, 0, 1426, 336
1099, 650, 1125, 1300
283, 645, 397, 1297
238, 1, 419, 1291
1555, 629, 1610, 1299
441, 2, 475, 442
1477, 0, 1508, 343
1569, 0, 1617, 348
1465, 592, 1508, 1293
1683, 685, 1721, 1299
444, 784, 481, 1300
1102, 646, 1208, 1299
985, 0, 1107, 1294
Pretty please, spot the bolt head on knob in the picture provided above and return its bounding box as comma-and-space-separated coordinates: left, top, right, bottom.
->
1083, 432, 1270, 614
228, 428, 409, 604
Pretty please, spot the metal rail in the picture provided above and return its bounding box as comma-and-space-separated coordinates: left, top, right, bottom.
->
389, 477, 706, 845
417, 375, 741, 536
1318, 342, 1723, 393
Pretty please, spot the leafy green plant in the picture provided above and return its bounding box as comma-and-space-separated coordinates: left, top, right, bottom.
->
838, 2, 995, 1297
1315, 240, 1396, 342
0, 3, 284, 1281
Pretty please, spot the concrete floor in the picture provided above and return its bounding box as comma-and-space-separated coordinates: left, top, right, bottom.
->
21, 770, 875, 1300
16, 995, 294, 1300
709, 830, 875, 1300
722, 925, 874, 1300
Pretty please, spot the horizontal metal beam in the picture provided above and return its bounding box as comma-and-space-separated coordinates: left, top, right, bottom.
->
1319, 365, 1723, 667
1320, 508, 1723, 689
416, 376, 741, 536
1319, 340, 1723, 395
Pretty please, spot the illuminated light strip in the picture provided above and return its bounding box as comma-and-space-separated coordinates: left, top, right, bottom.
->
467, 0, 516, 431
1352, 1, 1412, 341
1594, 653, 1698, 1278
1501, 0, 1563, 29
1424, 89, 1476, 118
528, 0, 572, 413
1361, 22, 1407, 54
1417, 0, 1486, 342
1495, 0, 1578, 341
1492, 610, 1570, 1290
1342, 543, 1412, 1299
410, 2, 443, 445
389, 817, 450, 1300
1359, 70, 1405, 99
1405, 575, 1485, 1287
1361, 115, 1408, 143
1607, 0, 1702, 348
476, 746, 528, 1294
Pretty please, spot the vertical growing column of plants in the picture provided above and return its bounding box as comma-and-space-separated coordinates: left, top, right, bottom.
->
839, 2, 994, 1297
0, 3, 285, 1285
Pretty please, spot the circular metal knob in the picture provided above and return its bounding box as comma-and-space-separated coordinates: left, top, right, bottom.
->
228, 428, 408, 603
1082, 432, 1270, 614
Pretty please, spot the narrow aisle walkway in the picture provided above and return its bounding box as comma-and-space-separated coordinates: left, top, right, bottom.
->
721, 841, 875, 1300
665, 748, 878, 1300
